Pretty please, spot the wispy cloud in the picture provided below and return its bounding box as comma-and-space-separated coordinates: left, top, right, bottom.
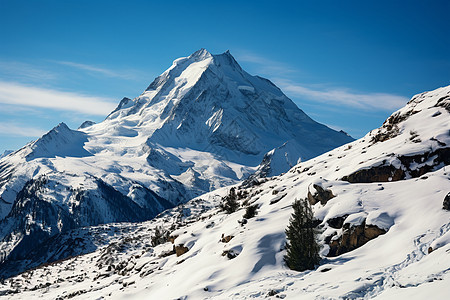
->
54, 61, 141, 80
234, 52, 297, 75
0, 61, 57, 82
275, 79, 408, 111
0, 122, 47, 137
0, 81, 116, 115
234, 50, 409, 112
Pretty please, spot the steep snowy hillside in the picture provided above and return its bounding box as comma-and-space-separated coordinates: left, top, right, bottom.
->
0, 49, 352, 279
1, 85, 448, 299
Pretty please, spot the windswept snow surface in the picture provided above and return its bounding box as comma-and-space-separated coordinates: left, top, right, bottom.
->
0, 86, 448, 299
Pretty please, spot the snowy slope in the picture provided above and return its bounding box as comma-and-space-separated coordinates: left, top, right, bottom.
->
0, 49, 352, 275
1, 85, 448, 299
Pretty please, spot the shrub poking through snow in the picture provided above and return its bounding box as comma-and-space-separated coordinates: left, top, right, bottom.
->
219, 187, 239, 214
284, 198, 320, 271
151, 226, 170, 247
243, 204, 258, 219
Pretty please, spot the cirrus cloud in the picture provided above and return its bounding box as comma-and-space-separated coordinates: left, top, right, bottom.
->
275, 79, 408, 111
0, 122, 47, 137
0, 81, 117, 116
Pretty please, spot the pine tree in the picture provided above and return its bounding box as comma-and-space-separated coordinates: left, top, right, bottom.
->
220, 187, 239, 214
284, 198, 320, 271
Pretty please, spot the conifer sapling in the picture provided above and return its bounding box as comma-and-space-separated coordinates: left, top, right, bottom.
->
284, 198, 320, 271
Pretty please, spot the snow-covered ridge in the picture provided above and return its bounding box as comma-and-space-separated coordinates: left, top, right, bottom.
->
0, 85, 448, 299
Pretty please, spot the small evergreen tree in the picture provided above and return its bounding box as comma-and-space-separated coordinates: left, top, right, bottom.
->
219, 187, 239, 214
284, 198, 320, 271
243, 204, 258, 219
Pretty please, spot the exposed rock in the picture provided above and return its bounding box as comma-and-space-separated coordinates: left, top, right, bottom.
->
220, 234, 234, 243
342, 147, 450, 183
174, 244, 189, 257
159, 248, 176, 258
307, 184, 335, 205
443, 192, 450, 211
221, 249, 239, 259
327, 220, 386, 257
240, 176, 263, 189
326, 215, 348, 229
168, 235, 178, 244
435, 95, 450, 112
324, 232, 337, 244
237, 218, 248, 226
370, 108, 419, 144
342, 165, 404, 183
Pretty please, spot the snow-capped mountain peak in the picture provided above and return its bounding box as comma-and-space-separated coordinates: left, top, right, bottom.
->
96, 49, 352, 164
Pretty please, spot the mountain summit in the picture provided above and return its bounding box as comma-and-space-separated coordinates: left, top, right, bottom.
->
0, 49, 353, 275
89, 49, 352, 165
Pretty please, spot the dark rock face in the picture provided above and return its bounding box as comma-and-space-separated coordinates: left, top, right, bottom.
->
436, 95, 450, 112
369, 109, 418, 144
342, 147, 450, 183
443, 192, 450, 211
307, 184, 335, 205
327, 220, 386, 257
327, 215, 349, 229
342, 165, 404, 183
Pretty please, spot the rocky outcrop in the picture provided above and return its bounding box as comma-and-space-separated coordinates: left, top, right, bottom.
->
342, 147, 450, 183
342, 165, 404, 183
307, 184, 335, 205
326, 215, 348, 229
443, 192, 450, 211
175, 244, 189, 257
327, 220, 386, 257
220, 234, 234, 243
436, 95, 450, 112
222, 249, 239, 259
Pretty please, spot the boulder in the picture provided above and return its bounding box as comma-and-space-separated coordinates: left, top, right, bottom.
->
220, 234, 234, 243
175, 244, 189, 257
326, 215, 348, 229
327, 220, 386, 257
443, 192, 450, 211
307, 184, 335, 205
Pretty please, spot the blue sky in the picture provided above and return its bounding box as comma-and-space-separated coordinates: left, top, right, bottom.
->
1, 0, 449, 153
